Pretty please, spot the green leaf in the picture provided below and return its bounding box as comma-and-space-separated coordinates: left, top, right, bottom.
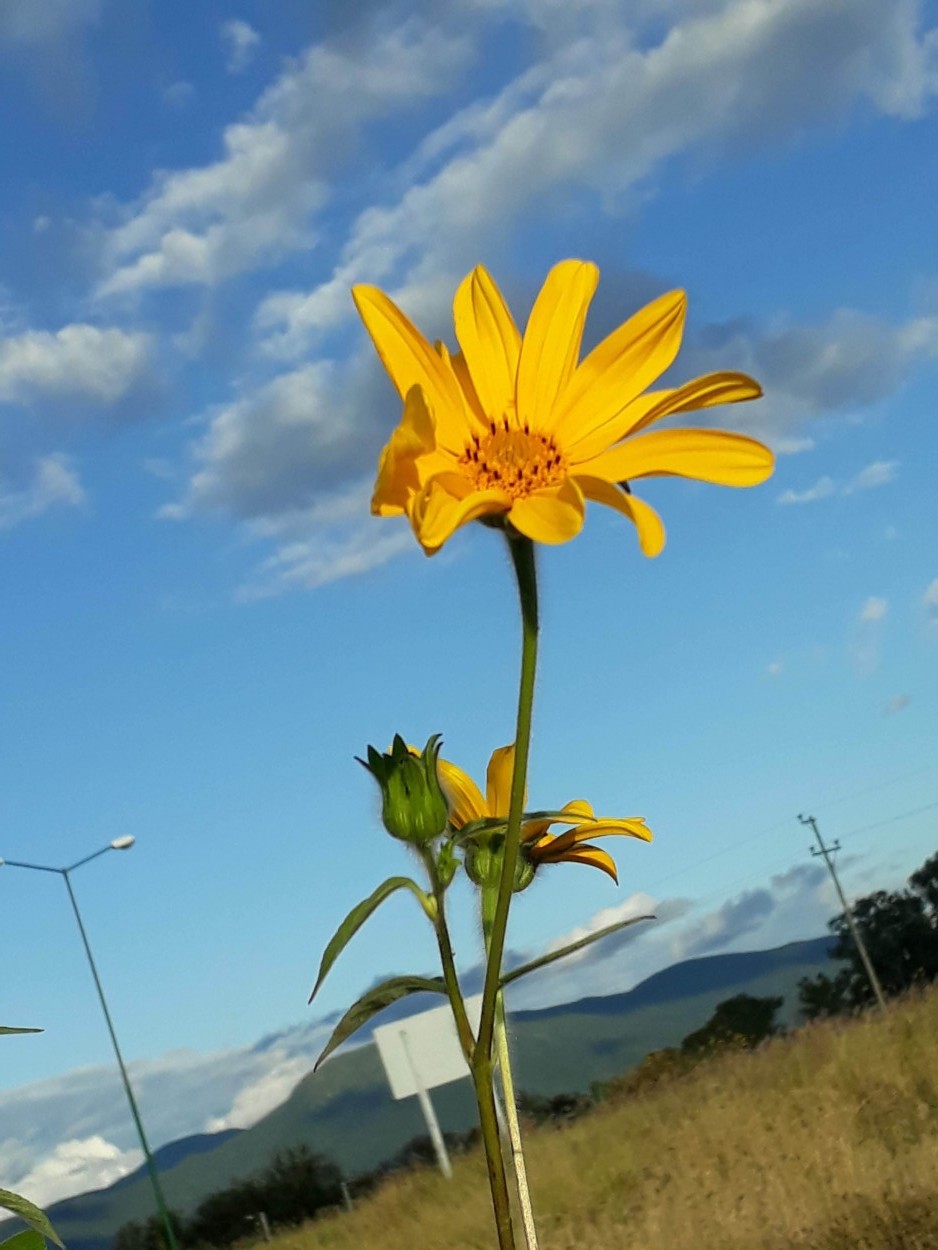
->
2, 1230, 47, 1250
0, 1027, 42, 1036
0, 1190, 63, 1248
500, 914, 655, 989
314, 976, 447, 1071
309, 877, 434, 1004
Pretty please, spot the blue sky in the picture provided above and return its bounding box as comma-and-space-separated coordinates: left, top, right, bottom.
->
2, 0, 938, 1206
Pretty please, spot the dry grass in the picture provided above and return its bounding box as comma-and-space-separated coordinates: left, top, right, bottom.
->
267, 989, 938, 1249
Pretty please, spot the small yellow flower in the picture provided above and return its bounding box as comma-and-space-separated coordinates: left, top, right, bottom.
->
353, 260, 773, 555
438, 744, 651, 884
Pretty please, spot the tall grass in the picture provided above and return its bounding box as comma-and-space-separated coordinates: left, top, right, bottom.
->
268, 989, 938, 1249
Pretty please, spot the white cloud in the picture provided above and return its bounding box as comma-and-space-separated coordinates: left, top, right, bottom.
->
236, 523, 416, 602
841, 459, 900, 494
766, 660, 784, 677
11, 1136, 143, 1208
692, 309, 938, 453
0, 0, 100, 45
221, 19, 261, 73
776, 460, 900, 506
163, 81, 195, 109
0, 325, 153, 405
860, 596, 888, 623
162, 364, 388, 521
0, 1023, 335, 1204
204, 1055, 312, 1132
0, 455, 85, 531
96, 22, 472, 296
924, 578, 938, 623
257, 0, 938, 357
777, 476, 835, 506
851, 596, 888, 675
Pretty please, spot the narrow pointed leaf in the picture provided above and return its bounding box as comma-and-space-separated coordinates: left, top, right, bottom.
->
0, 1027, 42, 1036
0, 1191, 63, 1248
309, 877, 433, 1003
2, 1230, 46, 1250
500, 914, 655, 988
314, 976, 447, 1070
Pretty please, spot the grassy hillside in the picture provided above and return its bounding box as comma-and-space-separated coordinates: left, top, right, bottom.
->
270, 986, 938, 1250
32, 937, 835, 1249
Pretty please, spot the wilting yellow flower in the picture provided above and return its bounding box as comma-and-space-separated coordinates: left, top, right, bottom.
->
438, 744, 651, 884
352, 260, 773, 555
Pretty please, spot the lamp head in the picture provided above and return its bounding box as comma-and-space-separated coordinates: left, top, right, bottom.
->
110, 836, 135, 851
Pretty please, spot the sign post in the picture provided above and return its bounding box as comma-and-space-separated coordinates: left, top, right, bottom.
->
374, 995, 483, 1179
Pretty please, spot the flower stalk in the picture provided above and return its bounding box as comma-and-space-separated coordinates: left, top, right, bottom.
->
472, 532, 540, 1249
476, 533, 539, 1062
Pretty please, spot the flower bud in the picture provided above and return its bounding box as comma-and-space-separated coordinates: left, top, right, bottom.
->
513, 855, 537, 893
358, 734, 449, 844
464, 841, 500, 889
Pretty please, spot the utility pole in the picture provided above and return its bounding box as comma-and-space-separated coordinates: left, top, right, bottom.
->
799, 813, 887, 1012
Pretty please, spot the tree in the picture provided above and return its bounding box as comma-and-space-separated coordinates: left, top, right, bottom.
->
114, 1213, 184, 1250
798, 849, 938, 1020
680, 993, 783, 1054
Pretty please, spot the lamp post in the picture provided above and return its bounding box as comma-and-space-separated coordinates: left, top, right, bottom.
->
0, 839, 179, 1250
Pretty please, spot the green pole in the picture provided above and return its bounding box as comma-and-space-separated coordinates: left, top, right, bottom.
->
62, 872, 180, 1250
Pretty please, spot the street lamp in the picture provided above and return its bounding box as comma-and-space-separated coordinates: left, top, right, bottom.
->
0, 839, 179, 1250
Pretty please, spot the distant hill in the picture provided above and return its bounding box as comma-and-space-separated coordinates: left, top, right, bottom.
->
109, 1131, 243, 1192
20, 936, 837, 1250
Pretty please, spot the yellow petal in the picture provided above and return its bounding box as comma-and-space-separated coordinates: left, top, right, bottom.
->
546, 844, 619, 882
485, 745, 516, 818
437, 343, 488, 429
577, 428, 775, 487
436, 757, 489, 826
548, 819, 653, 855
567, 369, 762, 463
454, 266, 521, 421
553, 290, 686, 451
557, 799, 595, 821
372, 386, 450, 516
508, 477, 585, 544
412, 476, 511, 554
516, 260, 599, 430
521, 818, 552, 844
576, 476, 666, 557
352, 285, 470, 453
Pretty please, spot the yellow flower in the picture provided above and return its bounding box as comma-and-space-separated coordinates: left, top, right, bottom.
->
438, 744, 652, 884
352, 260, 773, 555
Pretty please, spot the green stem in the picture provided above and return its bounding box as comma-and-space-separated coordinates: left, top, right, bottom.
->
424, 853, 515, 1248
482, 889, 539, 1250
476, 534, 539, 1063
424, 852, 475, 1064
472, 1059, 516, 1250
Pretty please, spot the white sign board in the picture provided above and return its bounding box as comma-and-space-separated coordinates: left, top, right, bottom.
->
374, 995, 483, 1100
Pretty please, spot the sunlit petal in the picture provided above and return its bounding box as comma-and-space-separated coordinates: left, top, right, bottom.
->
352, 285, 470, 452
576, 475, 666, 557
454, 266, 521, 421
509, 477, 585, 544
412, 476, 511, 554
516, 260, 599, 430
545, 844, 619, 882
578, 428, 774, 487
568, 370, 763, 463
485, 745, 517, 818
436, 757, 489, 827
553, 290, 686, 449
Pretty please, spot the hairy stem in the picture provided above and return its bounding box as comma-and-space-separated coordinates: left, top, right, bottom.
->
477, 534, 539, 1062
482, 887, 539, 1250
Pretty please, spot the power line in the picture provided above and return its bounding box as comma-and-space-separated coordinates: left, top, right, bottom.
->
799, 813, 887, 1012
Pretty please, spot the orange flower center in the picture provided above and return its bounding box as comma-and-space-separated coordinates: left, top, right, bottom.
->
460, 419, 567, 499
